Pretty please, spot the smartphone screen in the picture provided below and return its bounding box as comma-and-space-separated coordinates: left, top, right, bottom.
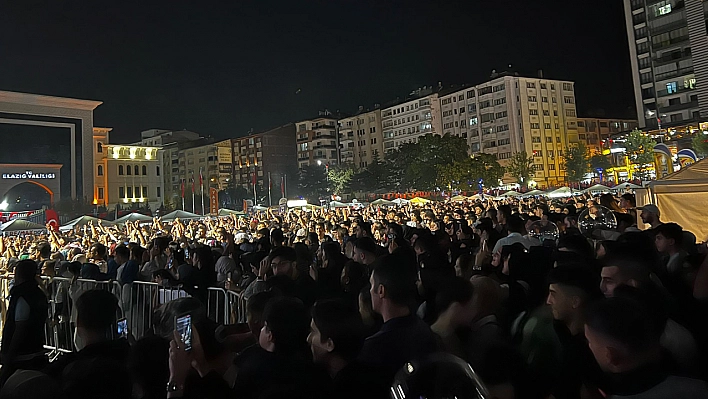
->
117, 318, 128, 339
175, 314, 192, 351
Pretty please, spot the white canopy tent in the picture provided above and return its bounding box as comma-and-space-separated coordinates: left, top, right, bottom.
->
521, 189, 545, 197
582, 184, 612, 194
160, 210, 202, 222
60, 215, 114, 232
370, 199, 395, 206
217, 209, 246, 217
328, 201, 349, 208
612, 182, 643, 191
391, 198, 410, 205
639, 158, 708, 240
1, 219, 45, 233
114, 212, 153, 225
499, 191, 521, 198
546, 187, 576, 198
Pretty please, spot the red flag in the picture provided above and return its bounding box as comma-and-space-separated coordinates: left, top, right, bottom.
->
252, 171, 256, 187
180, 180, 185, 198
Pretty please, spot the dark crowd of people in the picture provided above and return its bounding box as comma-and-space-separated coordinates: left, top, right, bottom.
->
1, 191, 708, 399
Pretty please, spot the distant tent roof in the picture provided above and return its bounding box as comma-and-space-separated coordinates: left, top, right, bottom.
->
160, 210, 202, 222
0, 219, 45, 232
217, 209, 246, 217
500, 191, 521, 198
329, 201, 349, 208
612, 182, 643, 191
60, 215, 113, 231
410, 197, 431, 205
547, 187, 575, 198
114, 212, 153, 224
521, 189, 545, 197
583, 184, 612, 194
391, 198, 410, 205
450, 195, 468, 202
371, 199, 395, 206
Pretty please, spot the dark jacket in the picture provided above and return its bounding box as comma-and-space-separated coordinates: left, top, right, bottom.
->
333, 361, 390, 399
0, 280, 48, 364
358, 313, 440, 384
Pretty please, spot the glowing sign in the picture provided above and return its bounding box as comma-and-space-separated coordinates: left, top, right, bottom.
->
2, 170, 56, 179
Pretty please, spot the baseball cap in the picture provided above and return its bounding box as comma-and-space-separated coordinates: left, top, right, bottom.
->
637, 204, 660, 216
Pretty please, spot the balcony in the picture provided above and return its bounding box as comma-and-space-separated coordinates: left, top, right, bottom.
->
630, 0, 643, 10
655, 66, 693, 81
653, 49, 691, 65
313, 144, 337, 150
314, 133, 337, 140
657, 85, 695, 97
653, 35, 690, 50
660, 99, 698, 112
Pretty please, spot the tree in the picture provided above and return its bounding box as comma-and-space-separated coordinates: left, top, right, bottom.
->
692, 134, 708, 157
388, 134, 469, 191
506, 151, 534, 188
624, 129, 657, 180
327, 164, 355, 195
589, 154, 612, 180
563, 142, 590, 184
437, 153, 505, 191
297, 165, 327, 201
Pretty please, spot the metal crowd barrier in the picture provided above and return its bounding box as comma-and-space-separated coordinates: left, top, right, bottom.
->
0, 274, 248, 354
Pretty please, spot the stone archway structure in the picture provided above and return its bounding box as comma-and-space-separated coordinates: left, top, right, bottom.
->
0, 164, 62, 205
0, 90, 102, 200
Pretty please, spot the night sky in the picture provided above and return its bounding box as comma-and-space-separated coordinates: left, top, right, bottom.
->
0, 0, 634, 143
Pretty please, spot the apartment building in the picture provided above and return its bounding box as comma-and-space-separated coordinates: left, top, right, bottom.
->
232, 124, 296, 202
438, 74, 579, 187
576, 118, 639, 155
381, 89, 442, 153
338, 108, 384, 168
295, 113, 340, 169
624, 0, 708, 128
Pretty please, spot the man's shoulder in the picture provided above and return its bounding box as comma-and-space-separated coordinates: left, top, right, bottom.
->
610, 376, 708, 399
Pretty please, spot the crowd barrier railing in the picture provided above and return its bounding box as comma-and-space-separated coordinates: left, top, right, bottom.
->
0, 274, 245, 355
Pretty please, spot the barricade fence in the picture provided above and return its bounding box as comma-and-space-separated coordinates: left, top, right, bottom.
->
0, 274, 246, 355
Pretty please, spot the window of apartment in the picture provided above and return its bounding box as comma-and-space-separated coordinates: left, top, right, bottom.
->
530, 123, 540, 129
495, 111, 508, 118
127, 186, 133, 198
97, 142, 103, 153
142, 186, 148, 198
543, 110, 550, 116
548, 164, 556, 170
460, 107, 465, 114
494, 98, 506, 106
542, 97, 548, 103
556, 137, 561, 143
666, 81, 678, 94
458, 94, 464, 101
156, 166, 160, 176
157, 187, 161, 198
528, 96, 537, 102
467, 90, 475, 99
530, 109, 539, 116
98, 187, 104, 200
546, 137, 552, 143
566, 109, 576, 117
650, 0, 672, 17
639, 57, 651, 69
532, 137, 541, 143
555, 123, 560, 129
134, 186, 140, 197
134, 165, 139, 175
562, 83, 573, 91
119, 186, 125, 198
142, 165, 147, 175
97, 165, 103, 176
545, 123, 552, 129
563, 96, 574, 104
540, 83, 547, 89
533, 150, 543, 157
552, 97, 557, 103
636, 41, 650, 54
526, 82, 536, 88
554, 110, 558, 116
126, 165, 131, 175
551, 84, 556, 90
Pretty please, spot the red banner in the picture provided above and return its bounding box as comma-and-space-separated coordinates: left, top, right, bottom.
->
209, 188, 219, 215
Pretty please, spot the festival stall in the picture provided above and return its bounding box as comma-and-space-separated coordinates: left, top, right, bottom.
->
611, 182, 643, 192
409, 197, 432, 205
582, 184, 612, 194
160, 210, 203, 222
499, 191, 521, 198
546, 187, 576, 198
639, 158, 708, 240
217, 209, 246, 217
370, 199, 395, 207
521, 189, 545, 197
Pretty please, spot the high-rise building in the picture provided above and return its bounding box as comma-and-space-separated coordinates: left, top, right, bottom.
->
624, 0, 707, 128
232, 124, 296, 204
295, 112, 340, 169
337, 107, 384, 168
438, 74, 579, 187
381, 89, 442, 154
174, 139, 231, 212
576, 117, 639, 155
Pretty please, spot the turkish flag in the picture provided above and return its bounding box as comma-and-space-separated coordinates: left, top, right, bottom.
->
45, 209, 59, 231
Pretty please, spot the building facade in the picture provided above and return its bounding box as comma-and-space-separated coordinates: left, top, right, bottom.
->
624, 0, 708, 128
338, 108, 384, 168
174, 139, 230, 212
98, 144, 164, 210
233, 124, 296, 204
381, 90, 442, 153
438, 74, 579, 187
576, 118, 639, 155
295, 114, 339, 169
